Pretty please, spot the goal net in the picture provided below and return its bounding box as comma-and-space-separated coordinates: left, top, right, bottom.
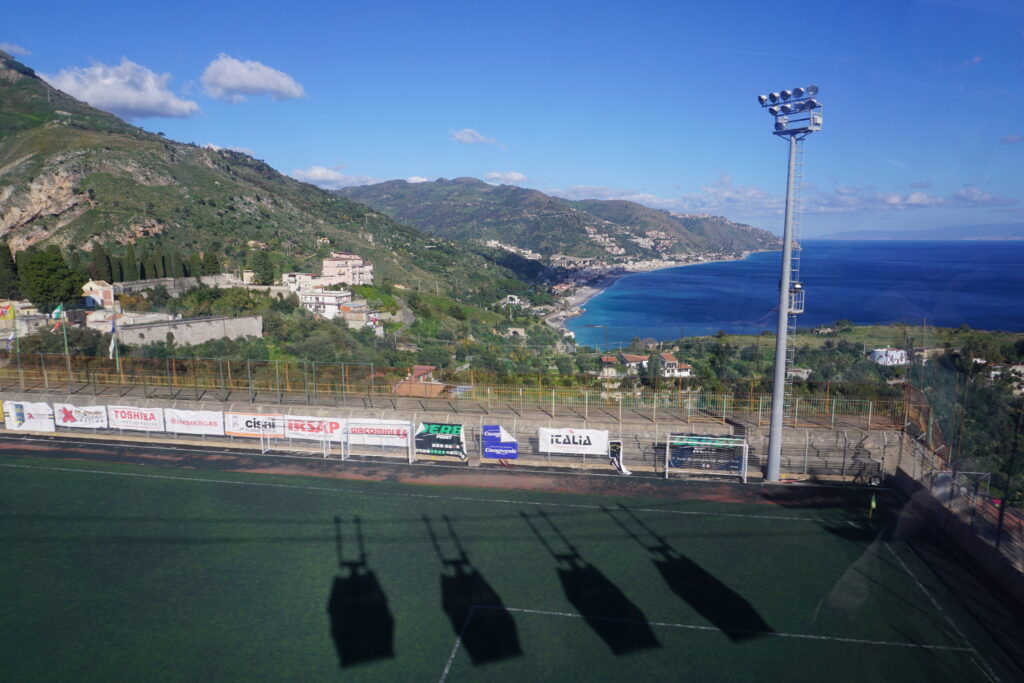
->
665, 434, 749, 483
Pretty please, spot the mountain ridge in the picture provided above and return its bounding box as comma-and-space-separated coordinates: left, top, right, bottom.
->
337, 178, 780, 261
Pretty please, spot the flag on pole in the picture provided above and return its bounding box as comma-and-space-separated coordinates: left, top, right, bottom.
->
0, 303, 14, 320
108, 317, 117, 359
49, 303, 65, 333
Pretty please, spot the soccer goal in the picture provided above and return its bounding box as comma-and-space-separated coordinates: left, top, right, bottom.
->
665, 434, 749, 483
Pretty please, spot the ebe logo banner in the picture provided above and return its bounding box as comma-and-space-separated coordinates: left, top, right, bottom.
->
414, 422, 467, 460
482, 424, 518, 459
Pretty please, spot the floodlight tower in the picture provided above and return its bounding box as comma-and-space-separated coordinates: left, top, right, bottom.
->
757, 85, 823, 482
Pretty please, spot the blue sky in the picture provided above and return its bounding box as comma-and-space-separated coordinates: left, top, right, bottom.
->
3, 0, 1022, 235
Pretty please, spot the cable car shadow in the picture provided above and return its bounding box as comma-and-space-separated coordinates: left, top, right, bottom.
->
424, 515, 522, 665
521, 510, 661, 655
326, 515, 395, 667
605, 505, 773, 642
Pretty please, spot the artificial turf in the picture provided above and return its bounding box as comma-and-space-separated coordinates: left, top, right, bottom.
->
0, 453, 1019, 682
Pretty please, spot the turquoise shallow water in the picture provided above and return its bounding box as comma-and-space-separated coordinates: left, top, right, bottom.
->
567, 240, 1024, 348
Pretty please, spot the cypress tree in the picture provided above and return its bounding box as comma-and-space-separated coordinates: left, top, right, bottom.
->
202, 251, 221, 275
89, 244, 112, 282
109, 254, 124, 283
0, 241, 19, 299
123, 248, 138, 281
170, 251, 184, 278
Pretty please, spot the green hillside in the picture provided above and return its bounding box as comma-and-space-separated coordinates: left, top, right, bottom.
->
337, 177, 780, 259
0, 51, 532, 302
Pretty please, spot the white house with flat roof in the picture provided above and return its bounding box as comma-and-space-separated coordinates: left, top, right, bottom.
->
298, 289, 353, 320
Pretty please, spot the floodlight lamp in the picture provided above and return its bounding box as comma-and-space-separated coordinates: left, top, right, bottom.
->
805, 98, 820, 109
768, 105, 780, 115
806, 85, 819, 96
781, 90, 792, 100
780, 104, 792, 114
793, 87, 805, 98
769, 92, 779, 103
758, 94, 768, 105
790, 101, 804, 111
775, 117, 788, 131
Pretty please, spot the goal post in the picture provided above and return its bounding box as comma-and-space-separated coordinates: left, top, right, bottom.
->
665, 433, 749, 483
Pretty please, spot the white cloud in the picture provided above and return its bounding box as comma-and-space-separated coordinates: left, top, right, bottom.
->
202, 54, 305, 103
0, 42, 31, 56
549, 177, 1017, 218
485, 171, 527, 184
44, 58, 199, 119
406, 176, 429, 183
451, 128, 502, 146
290, 165, 380, 189
202, 143, 256, 155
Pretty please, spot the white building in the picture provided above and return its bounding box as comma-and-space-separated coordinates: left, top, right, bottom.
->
282, 272, 321, 291
870, 347, 909, 366
298, 289, 353, 320
322, 252, 374, 286
82, 280, 116, 309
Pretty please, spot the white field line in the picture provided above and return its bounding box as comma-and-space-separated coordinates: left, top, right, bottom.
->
885, 543, 999, 682
438, 606, 475, 683
437, 603, 975, 680
0, 462, 833, 523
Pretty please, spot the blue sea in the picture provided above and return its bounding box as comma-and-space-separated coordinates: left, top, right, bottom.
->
567, 240, 1024, 348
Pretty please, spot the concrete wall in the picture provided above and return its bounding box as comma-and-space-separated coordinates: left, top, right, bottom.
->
118, 316, 262, 346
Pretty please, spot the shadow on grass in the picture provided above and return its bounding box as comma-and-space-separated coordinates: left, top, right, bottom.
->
424, 515, 522, 666
521, 510, 661, 655
606, 505, 773, 642
327, 515, 395, 668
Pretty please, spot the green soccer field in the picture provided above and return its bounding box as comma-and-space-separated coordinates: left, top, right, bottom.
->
1, 453, 1021, 682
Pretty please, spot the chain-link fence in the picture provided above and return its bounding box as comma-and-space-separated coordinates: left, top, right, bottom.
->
0, 351, 906, 430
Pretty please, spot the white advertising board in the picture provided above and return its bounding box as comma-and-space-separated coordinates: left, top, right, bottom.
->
538, 427, 609, 455
108, 405, 165, 432
54, 403, 108, 429
347, 419, 412, 448
284, 415, 345, 443
3, 401, 55, 432
225, 412, 285, 438
165, 408, 225, 436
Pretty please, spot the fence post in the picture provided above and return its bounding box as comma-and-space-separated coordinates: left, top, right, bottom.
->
312, 363, 318, 405
487, 386, 492, 413
247, 359, 254, 403
584, 390, 589, 421
551, 389, 555, 418
192, 357, 200, 400
303, 361, 310, 405
41, 352, 48, 390
804, 430, 810, 475
165, 357, 173, 399
219, 360, 227, 401
866, 401, 873, 431
830, 398, 837, 429
275, 361, 282, 403
793, 398, 800, 427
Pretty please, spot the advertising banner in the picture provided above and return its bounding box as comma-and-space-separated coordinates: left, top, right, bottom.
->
347, 419, 411, 448
225, 412, 284, 438
54, 403, 108, 429
284, 415, 345, 443
415, 422, 467, 460
538, 427, 609, 455
108, 405, 165, 432
165, 408, 225, 436
482, 424, 518, 459
2, 401, 55, 432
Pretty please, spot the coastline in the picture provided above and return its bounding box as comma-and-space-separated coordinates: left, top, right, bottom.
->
545, 250, 772, 333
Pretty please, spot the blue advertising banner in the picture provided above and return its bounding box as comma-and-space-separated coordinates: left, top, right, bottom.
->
482, 424, 518, 459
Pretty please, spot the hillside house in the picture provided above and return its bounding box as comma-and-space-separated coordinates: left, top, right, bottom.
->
298, 289, 352, 319
870, 348, 909, 366
322, 252, 374, 286
82, 280, 116, 309
658, 353, 693, 378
